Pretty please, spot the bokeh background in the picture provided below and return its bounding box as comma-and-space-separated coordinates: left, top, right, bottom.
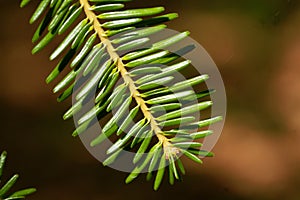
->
1, 0, 300, 199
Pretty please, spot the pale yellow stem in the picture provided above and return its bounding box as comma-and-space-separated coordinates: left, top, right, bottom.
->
79, 0, 170, 147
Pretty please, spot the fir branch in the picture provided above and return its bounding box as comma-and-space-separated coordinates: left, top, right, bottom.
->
21, 0, 223, 190
0, 151, 36, 200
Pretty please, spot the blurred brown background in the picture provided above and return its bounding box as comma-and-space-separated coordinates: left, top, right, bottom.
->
1, 0, 300, 199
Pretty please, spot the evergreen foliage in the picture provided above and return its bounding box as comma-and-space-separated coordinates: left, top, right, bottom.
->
21, 0, 222, 190
0, 151, 36, 200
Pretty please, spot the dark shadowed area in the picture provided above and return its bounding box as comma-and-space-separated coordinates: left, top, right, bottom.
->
1, 0, 300, 199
